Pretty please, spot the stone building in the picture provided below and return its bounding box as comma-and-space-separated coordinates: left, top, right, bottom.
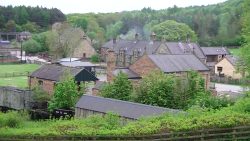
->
29, 64, 98, 94
201, 47, 229, 73
101, 34, 206, 67
215, 55, 244, 79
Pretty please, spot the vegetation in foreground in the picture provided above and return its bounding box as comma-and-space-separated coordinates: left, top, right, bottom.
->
0, 95, 249, 137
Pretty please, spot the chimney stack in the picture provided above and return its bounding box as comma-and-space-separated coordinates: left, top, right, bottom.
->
150, 32, 156, 41
113, 38, 117, 44
135, 33, 139, 41
107, 49, 116, 82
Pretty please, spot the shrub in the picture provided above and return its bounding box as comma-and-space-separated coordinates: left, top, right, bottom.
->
0, 111, 29, 128
90, 54, 100, 63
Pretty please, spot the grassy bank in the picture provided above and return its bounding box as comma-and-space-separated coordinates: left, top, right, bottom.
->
0, 96, 249, 137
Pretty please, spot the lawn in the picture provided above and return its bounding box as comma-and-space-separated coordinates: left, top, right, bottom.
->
0, 64, 40, 88
229, 48, 240, 56
0, 64, 40, 74
0, 76, 28, 88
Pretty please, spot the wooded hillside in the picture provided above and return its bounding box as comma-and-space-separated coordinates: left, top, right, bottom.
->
67, 0, 243, 47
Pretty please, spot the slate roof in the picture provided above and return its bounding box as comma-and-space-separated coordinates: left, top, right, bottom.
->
201, 47, 229, 55
113, 68, 141, 79
225, 55, 238, 66
148, 54, 209, 73
165, 42, 206, 59
76, 95, 179, 120
30, 64, 98, 82
60, 61, 96, 67
103, 40, 205, 59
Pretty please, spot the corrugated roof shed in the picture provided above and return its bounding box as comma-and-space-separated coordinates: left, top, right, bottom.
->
76, 95, 179, 120
148, 54, 209, 73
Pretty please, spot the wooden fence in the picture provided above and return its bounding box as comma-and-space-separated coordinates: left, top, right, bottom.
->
0, 72, 29, 78
0, 86, 33, 110
0, 126, 249, 140
210, 74, 245, 85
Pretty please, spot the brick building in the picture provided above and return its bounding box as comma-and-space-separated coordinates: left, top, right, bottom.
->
101, 34, 206, 67
29, 64, 98, 94
129, 54, 210, 89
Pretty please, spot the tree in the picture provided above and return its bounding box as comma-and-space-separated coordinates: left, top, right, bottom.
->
48, 22, 82, 59
48, 72, 85, 111
240, 0, 250, 87
152, 20, 197, 41
5, 20, 16, 32
23, 39, 42, 54
74, 18, 88, 31
101, 72, 133, 101
22, 22, 40, 33
134, 70, 206, 109
105, 21, 123, 39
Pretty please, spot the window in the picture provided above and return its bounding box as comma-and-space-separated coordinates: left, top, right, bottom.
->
38, 80, 43, 86
217, 67, 223, 72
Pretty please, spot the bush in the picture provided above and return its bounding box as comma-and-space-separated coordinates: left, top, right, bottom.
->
189, 92, 234, 110
32, 85, 51, 103
90, 54, 100, 63
23, 39, 42, 54
0, 111, 29, 128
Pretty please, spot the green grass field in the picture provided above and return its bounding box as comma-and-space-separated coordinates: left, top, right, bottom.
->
229, 48, 240, 56
0, 64, 40, 88
0, 64, 40, 74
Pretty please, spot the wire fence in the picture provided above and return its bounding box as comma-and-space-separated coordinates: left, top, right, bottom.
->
0, 72, 29, 78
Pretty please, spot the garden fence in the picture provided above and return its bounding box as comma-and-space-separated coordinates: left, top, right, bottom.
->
0, 126, 249, 140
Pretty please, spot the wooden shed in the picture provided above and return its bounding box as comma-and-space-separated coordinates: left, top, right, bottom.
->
75, 95, 180, 121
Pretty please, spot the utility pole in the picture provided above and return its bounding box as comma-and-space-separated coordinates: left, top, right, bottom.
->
19, 35, 23, 63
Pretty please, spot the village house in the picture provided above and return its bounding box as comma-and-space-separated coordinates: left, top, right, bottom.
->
75, 95, 179, 121
72, 34, 97, 59
0, 46, 23, 63
29, 64, 98, 94
52, 23, 97, 59
101, 34, 206, 67
215, 55, 244, 79
201, 47, 229, 73
105, 48, 210, 90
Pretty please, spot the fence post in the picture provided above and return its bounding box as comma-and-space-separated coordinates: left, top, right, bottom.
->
201, 129, 204, 141
232, 128, 236, 141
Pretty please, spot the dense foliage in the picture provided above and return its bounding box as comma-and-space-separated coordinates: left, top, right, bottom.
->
134, 71, 227, 109
90, 54, 101, 63
48, 72, 85, 111
47, 22, 84, 59
67, 0, 243, 47
0, 6, 66, 32
152, 20, 197, 41
101, 72, 133, 101
240, 0, 250, 86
